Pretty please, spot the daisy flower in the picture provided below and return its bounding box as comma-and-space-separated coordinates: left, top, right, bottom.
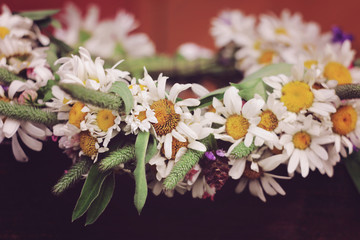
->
210, 9, 256, 48
330, 98, 360, 157
205, 86, 278, 153
263, 64, 336, 117
230, 147, 289, 202
0, 4, 33, 40
279, 114, 335, 177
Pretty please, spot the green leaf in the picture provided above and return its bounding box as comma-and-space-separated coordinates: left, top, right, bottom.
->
85, 173, 115, 226
51, 18, 62, 29
145, 135, 158, 163
18, 9, 59, 21
134, 131, 150, 214
109, 82, 134, 115
196, 86, 229, 109
231, 63, 293, 101
72, 165, 111, 222
79, 30, 92, 44
344, 151, 360, 194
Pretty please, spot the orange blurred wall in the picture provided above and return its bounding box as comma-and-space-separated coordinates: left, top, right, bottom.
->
6, 0, 360, 54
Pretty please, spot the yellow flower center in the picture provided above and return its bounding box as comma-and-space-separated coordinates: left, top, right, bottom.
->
137, 110, 147, 121
208, 105, 216, 113
253, 40, 261, 50
225, 114, 249, 140
151, 99, 180, 136
161, 137, 188, 160
304, 60, 318, 69
79, 131, 98, 157
63, 98, 70, 104
331, 105, 357, 135
292, 131, 311, 150
275, 27, 287, 35
129, 84, 146, 91
324, 62, 352, 85
0, 96, 10, 102
97, 109, 116, 132
0, 26, 10, 39
258, 50, 275, 64
258, 110, 278, 131
69, 102, 87, 128
280, 81, 314, 113
243, 162, 262, 180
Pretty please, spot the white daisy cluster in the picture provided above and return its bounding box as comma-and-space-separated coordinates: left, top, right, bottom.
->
210, 9, 360, 81
49, 47, 129, 162
54, 3, 155, 60
199, 61, 360, 202
0, 5, 54, 162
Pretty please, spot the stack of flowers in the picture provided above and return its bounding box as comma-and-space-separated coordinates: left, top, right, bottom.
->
211, 9, 358, 79
54, 3, 155, 60
0, 5, 56, 162
1, 5, 360, 226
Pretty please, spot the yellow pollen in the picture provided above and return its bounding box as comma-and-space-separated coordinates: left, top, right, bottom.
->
275, 27, 287, 35
129, 84, 146, 91
0, 26, 10, 39
243, 162, 263, 180
161, 137, 188, 160
281, 81, 314, 113
253, 40, 261, 50
69, 102, 87, 128
304, 60, 318, 69
324, 62, 352, 85
151, 99, 180, 136
225, 114, 249, 140
79, 131, 98, 157
258, 50, 275, 64
292, 131, 311, 150
63, 98, 70, 104
97, 109, 116, 132
137, 110, 147, 121
331, 105, 357, 135
208, 105, 216, 113
258, 110, 278, 131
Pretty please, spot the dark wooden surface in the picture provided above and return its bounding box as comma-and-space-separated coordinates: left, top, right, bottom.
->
1, 141, 360, 240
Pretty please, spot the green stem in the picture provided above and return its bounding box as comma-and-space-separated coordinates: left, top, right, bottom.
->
163, 135, 213, 190
335, 84, 360, 99
229, 141, 256, 159
59, 83, 124, 111
52, 157, 93, 196
0, 68, 26, 85
0, 101, 59, 126
99, 145, 136, 172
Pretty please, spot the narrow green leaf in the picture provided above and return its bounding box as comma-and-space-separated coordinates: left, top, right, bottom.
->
0, 68, 26, 85
51, 18, 62, 29
85, 173, 115, 226
0, 101, 59, 126
344, 151, 360, 194
231, 63, 293, 100
134, 131, 150, 214
72, 165, 111, 222
52, 156, 92, 196
60, 83, 125, 111
109, 82, 134, 115
145, 135, 158, 163
18, 9, 59, 21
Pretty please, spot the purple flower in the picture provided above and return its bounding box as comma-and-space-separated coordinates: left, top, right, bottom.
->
205, 151, 216, 161
332, 26, 353, 44
216, 149, 226, 157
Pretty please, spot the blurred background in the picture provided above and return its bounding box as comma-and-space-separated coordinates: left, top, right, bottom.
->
7, 0, 360, 54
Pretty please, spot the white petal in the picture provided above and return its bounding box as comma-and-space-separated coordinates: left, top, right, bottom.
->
299, 150, 309, 177
18, 128, 43, 151
260, 177, 277, 196
12, 134, 28, 162
310, 143, 328, 160
188, 141, 206, 152
229, 159, 246, 179
3, 119, 20, 138
177, 122, 197, 139
266, 175, 286, 195
235, 178, 248, 193
288, 149, 300, 174
164, 134, 173, 159
249, 180, 266, 202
